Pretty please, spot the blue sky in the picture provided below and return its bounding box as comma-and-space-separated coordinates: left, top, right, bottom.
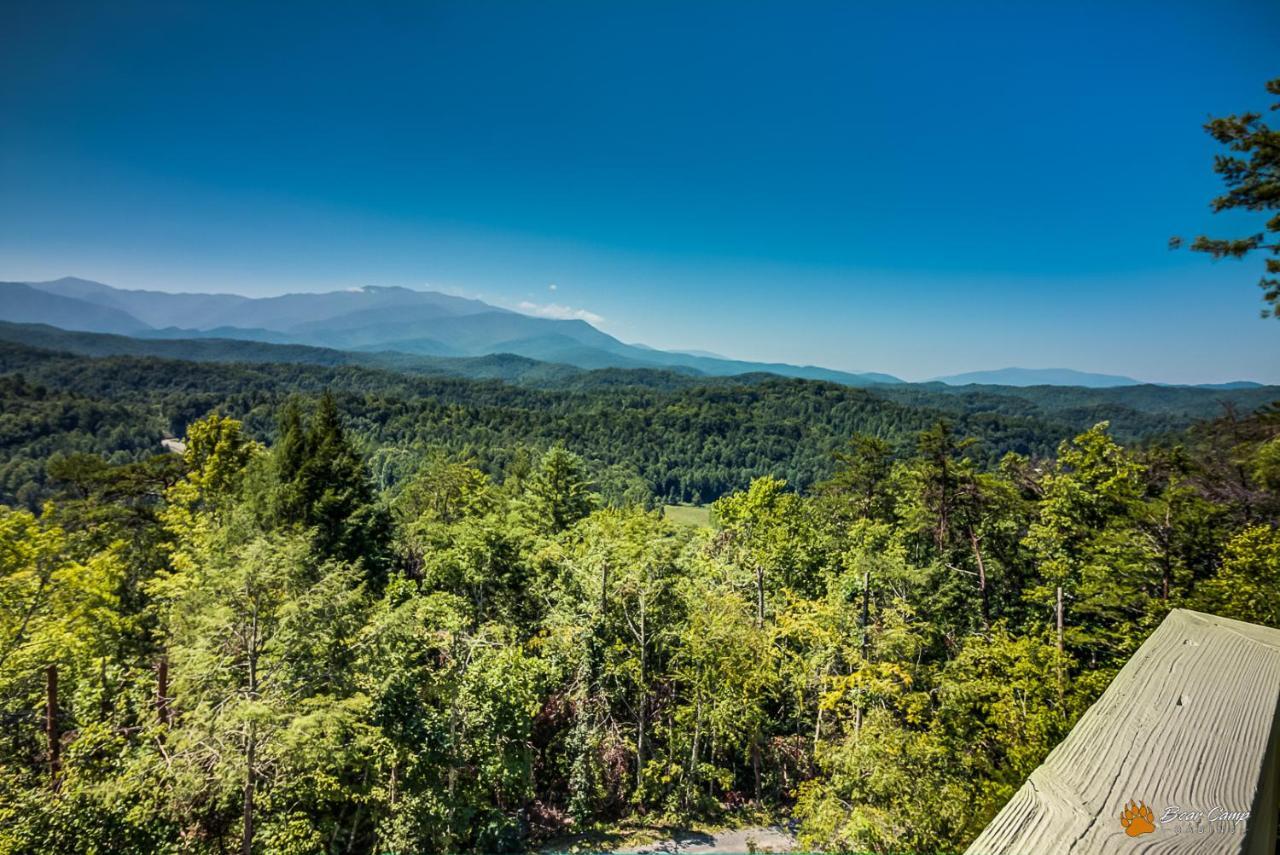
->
2, 0, 1278, 382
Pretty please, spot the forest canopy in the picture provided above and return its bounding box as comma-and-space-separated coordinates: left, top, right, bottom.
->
0, 343, 1277, 853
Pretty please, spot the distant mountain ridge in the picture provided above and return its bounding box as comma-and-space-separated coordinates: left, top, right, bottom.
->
0, 282, 151, 335
931, 366, 1261, 390
933, 367, 1144, 388
2, 277, 899, 386
2, 279, 1262, 388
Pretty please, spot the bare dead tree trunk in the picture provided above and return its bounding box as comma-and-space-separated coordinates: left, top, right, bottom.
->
814, 696, 824, 752
46, 664, 59, 790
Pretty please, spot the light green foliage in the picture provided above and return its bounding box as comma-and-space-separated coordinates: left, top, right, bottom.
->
0, 510, 125, 684
0, 510, 151, 854
1192, 524, 1280, 627
795, 628, 1076, 854
713, 475, 816, 623
671, 581, 779, 806
1253, 435, 1280, 492
0, 394, 1276, 855
1025, 423, 1160, 664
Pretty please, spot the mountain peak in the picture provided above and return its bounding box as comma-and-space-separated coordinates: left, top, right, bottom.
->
4, 277, 901, 387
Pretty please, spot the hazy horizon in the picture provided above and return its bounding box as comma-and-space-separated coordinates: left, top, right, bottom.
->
2, 274, 1272, 385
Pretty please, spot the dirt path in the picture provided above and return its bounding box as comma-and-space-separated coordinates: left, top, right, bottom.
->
611, 825, 796, 853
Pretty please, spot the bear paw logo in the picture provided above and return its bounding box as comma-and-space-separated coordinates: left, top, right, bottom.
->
1120, 799, 1155, 837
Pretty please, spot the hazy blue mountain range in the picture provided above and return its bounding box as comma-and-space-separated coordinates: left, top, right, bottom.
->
0, 321, 590, 386
2, 278, 899, 385
0, 279, 1264, 389
0, 282, 151, 335
933, 367, 1144, 388
933, 367, 1263, 390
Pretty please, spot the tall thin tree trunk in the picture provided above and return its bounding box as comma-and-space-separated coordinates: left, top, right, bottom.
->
346, 773, 366, 855
856, 568, 870, 734
751, 737, 762, 804
813, 691, 824, 754
707, 734, 715, 799
243, 605, 259, 855
156, 657, 171, 726
242, 724, 256, 855
755, 563, 765, 628
635, 598, 647, 804
600, 560, 609, 615
969, 528, 990, 631
937, 453, 951, 550
860, 569, 871, 661
1055, 585, 1063, 652
1161, 506, 1172, 602
686, 696, 700, 808
1055, 585, 1064, 700
45, 664, 59, 790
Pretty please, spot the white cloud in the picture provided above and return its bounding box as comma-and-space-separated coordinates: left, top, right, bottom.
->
548, 283, 558, 292
517, 300, 604, 324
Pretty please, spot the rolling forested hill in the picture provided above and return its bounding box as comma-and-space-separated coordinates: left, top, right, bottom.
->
2, 335, 1277, 855
2, 335, 1276, 509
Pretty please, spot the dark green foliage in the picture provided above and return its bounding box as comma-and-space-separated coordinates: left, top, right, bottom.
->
3, 341, 1275, 511
1174, 76, 1280, 317
271, 393, 392, 580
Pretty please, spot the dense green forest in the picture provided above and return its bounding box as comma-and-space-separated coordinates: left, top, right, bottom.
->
0, 339, 1278, 853
3, 338, 1277, 509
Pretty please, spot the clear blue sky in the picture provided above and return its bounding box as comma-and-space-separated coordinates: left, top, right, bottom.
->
2, 0, 1278, 382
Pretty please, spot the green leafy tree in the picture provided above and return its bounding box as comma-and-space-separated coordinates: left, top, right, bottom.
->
1025, 424, 1156, 678
713, 475, 811, 627
1191, 524, 1280, 627
517, 446, 598, 535
155, 525, 372, 854
817, 433, 895, 522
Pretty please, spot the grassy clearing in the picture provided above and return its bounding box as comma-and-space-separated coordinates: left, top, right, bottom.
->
663, 504, 711, 528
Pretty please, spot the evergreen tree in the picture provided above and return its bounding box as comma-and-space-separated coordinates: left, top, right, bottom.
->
1174, 77, 1280, 317
272, 393, 391, 582
517, 445, 598, 535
